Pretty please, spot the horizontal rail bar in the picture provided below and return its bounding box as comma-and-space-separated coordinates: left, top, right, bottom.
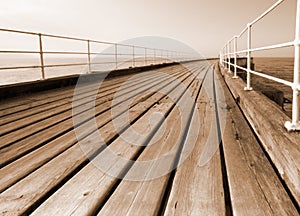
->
0, 51, 158, 56
41, 33, 89, 42
248, 41, 297, 52
234, 0, 283, 39
0, 27, 197, 87
223, 60, 298, 89
44, 52, 144, 56
0, 63, 90, 70
43, 63, 89, 68
0, 28, 38, 35
90, 61, 128, 65
44, 52, 115, 55
85, 40, 114, 45
0, 50, 40, 54
238, 26, 248, 38
225, 41, 295, 55
221, 0, 300, 131
0, 28, 182, 54
250, 0, 284, 26
0, 65, 41, 70
43, 51, 90, 55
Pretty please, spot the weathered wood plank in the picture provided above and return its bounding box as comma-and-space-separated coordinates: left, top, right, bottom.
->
99, 69, 206, 216
217, 64, 298, 215
220, 64, 300, 205
0, 67, 192, 192
164, 67, 225, 216
25, 66, 201, 216
0, 71, 128, 115
0, 68, 182, 150
0, 65, 197, 215
0, 69, 186, 165
0, 70, 167, 136
0, 65, 178, 115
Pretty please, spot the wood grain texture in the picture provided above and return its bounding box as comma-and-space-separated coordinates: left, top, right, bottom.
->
164, 67, 225, 216
0, 69, 186, 166
30, 67, 200, 216
217, 64, 298, 215
220, 64, 300, 205
0, 65, 179, 115
1, 62, 297, 215
99, 78, 203, 216
0, 64, 197, 215
0, 70, 166, 137
0, 67, 191, 193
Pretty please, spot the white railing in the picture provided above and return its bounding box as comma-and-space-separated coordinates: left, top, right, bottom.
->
220, 0, 300, 131
0, 28, 199, 83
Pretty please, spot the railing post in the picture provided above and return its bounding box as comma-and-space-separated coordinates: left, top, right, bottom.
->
228, 41, 231, 72
226, 44, 228, 69
174, 51, 176, 62
132, 46, 135, 67
222, 48, 225, 66
224, 47, 226, 67
166, 50, 169, 63
233, 36, 238, 78
115, 44, 118, 69
225, 45, 227, 67
285, 0, 300, 131
226, 44, 229, 71
173, 51, 175, 63
144, 48, 147, 66
87, 40, 91, 73
154, 49, 156, 65
38, 33, 45, 80
245, 24, 253, 91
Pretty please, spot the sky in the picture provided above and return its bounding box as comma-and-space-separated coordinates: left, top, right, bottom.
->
0, 0, 297, 57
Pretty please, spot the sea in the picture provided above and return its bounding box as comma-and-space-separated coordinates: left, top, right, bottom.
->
251, 57, 294, 117
0, 57, 165, 86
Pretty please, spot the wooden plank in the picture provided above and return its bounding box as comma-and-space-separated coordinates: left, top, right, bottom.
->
29, 67, 202, 216
99, 71, 205, 216
0, 72, 125, 115
0, 65, 180, 124
0, 65, 183, 123
0, 70, 166, 136
1, 64, 181, 111
0, 68, 180, 149
164, 67, 225, 215
220, 64, 300, 205
0, 65, 197, 215
0, 66, 189, 164
0, 67, 186, 155
0, 65, 179, 114
22, 66, 199, 216
216, 64, 298, 215
0, 76, 135, 125
31, 100, 177, 216
0, 69, 188, 167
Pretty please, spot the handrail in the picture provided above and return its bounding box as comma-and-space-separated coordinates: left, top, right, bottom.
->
227, 41, 295, 55
220, 0, 300, 131
250, 0, 285, 26
238, 27, 248, 38
0, 28, 198, 83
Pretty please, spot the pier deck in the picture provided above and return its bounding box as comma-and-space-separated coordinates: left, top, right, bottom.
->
0, 61, 299, 215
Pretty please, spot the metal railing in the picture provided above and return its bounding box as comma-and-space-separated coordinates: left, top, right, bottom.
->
220, 0, 300, 131
0, 28, 198, 83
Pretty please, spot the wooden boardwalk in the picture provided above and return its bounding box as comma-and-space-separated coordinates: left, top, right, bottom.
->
0, 61, 299, 215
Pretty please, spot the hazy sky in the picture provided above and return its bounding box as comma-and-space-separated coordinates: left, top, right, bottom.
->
0, 0, 297, 57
